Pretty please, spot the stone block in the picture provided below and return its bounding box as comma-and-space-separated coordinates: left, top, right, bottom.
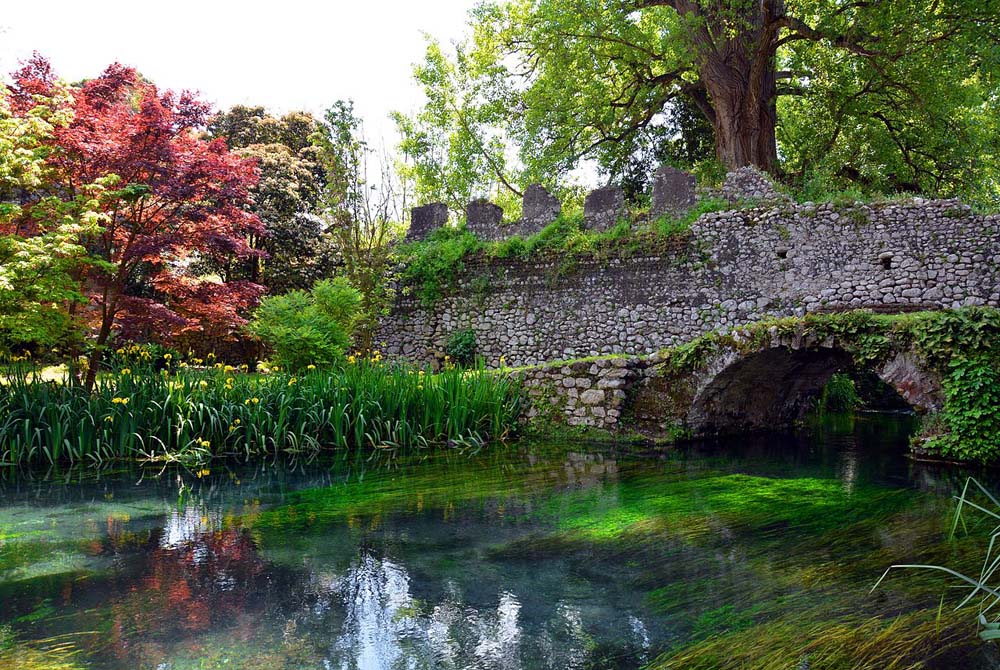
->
583, 185, 626, 231
650, 165, 696, 219
466, 199, 504, 240
406, 202, 448, 242
520, 184, 561, 234
579, 389, 606, 406
721, 166, 785, 203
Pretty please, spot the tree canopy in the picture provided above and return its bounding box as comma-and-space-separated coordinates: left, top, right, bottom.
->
208, 105, 331, 292
6, 56, 265, 385
398, 0, 1000, 205
0, 67, 106, 352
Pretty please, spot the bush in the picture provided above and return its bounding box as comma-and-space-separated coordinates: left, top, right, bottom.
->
819, 372, 860, 412
247, 277, 361, 370
445, 328, 477, 366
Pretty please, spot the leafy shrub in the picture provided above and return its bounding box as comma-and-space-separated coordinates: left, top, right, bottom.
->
247, 277, 361, 370
690, 157, 727, 187
445, 328, 477, 366
819, 372, 860, 412
794, 167, 871, 205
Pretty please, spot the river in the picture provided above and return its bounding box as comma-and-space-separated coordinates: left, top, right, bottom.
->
1, 413, 997, 669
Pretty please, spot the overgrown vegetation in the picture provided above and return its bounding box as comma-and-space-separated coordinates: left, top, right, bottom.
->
818, 373, 861, 413
396, 200, 728, 306
0, 354, 522, 468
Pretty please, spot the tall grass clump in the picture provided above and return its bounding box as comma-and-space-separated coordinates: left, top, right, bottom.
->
0, 359, 522, 467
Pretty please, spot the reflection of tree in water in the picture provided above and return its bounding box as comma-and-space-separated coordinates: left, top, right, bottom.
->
106, 503, 277, 666
86, 452, 651, 669
313, 547, 650, 670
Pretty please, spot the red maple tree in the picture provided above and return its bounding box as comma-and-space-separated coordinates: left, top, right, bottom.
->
10, 56, 266, 387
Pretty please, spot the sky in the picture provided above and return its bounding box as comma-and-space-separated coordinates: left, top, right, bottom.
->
0, 0, 475, 141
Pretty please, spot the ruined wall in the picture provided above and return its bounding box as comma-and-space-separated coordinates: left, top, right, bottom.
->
378, 198, 1000, 368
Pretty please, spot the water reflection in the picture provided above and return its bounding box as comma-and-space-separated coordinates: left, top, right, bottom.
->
310, 548, 650, 670
1, 417, 994, 670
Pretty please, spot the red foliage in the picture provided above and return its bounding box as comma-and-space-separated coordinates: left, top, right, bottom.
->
7, 51, 58, 112
10, 56, 266, 360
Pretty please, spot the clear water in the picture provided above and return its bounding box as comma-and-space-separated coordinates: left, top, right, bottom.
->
1, 413, 997, 669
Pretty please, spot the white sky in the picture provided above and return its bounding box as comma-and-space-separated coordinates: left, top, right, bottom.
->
0, 0, 475, 142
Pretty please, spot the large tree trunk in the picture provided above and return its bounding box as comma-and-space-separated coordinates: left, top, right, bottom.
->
703, 68, 779, 173
680, 0, 782, 174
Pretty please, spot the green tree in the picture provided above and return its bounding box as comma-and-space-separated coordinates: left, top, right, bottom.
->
208, 106, 319, 155
208, 106, 333, 292
400, 0, 1000, 203
393, 40, 525, 217
0, 78, 107, 354
315, 100, 405, 351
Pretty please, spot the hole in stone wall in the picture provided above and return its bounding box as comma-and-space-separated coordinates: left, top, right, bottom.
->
879, 253, 894, 270
776, 248, 788, 259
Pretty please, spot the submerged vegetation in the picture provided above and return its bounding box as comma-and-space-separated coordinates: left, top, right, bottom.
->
874, 478, 1000, 643
0, 354, 521, 467
3, 426, 994, 669
0, 627, 82, 670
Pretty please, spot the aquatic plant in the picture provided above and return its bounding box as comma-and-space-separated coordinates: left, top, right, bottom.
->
873, 477, 1000, 643
650, 609, 974, 670
818, 372, 860, 413
0, 626, 83, 670
0, 360, 522, 467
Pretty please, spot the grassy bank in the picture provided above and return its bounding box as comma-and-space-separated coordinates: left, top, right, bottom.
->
0, 361, 522, 467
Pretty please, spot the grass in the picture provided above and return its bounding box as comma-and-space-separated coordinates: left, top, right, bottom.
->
0, 359, 523, 468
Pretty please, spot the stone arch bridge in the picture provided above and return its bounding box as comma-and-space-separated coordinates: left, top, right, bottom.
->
518, 315, 945, 438
380, 181, 999, 439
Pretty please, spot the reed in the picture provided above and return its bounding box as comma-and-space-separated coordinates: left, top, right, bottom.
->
0, 360, 522, 467
872, 477, 1000, 643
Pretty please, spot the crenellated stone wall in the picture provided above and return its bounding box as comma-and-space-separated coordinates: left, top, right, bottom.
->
378, 197, 1000, 368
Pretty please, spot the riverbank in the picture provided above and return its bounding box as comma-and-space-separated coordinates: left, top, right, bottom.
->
0, 359, 521, 467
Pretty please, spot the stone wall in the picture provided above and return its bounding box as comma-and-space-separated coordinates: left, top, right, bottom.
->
378, 198, 1000, 368
519, 357, 643, 429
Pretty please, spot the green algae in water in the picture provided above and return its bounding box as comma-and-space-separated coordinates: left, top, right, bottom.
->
0, 416, 995, 669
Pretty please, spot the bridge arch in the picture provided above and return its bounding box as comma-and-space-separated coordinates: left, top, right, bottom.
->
685, 340, 942, 436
